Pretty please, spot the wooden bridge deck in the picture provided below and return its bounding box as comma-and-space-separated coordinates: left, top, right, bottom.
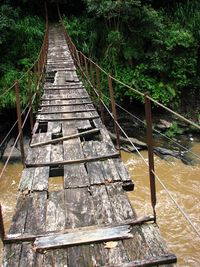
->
2, 24, 176, 266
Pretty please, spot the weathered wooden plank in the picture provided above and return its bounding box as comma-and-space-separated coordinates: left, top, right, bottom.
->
18, 243, 36, 266
25, 192, 47, 234
91, 185, 115, 224
41, 101, 93, 107
67, 246, 85, 267
63, 137, 89, 188
65, 187, 95, 228
2, 244, 22, 267
18, 168, 35, 192
106, 183, 136, 222
9, 195, 31, 234
31, 129, 100, 147
31, 167, 49, 191
5, 216, 154, 243
51, 144, 64, 162
39, 108, 96, 115
103, 254, 177, 267
26, 153, 120, 168
34, 225, 133, 250
37, 113, 99, 122
113, 158, 133, 182
83, 141, 105, 185
46, 191, 65, 231
123, 225, 152, 261
47, 121, 62, 134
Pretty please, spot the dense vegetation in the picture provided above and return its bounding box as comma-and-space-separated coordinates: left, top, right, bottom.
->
0, 1, 44, 108
63, 0, 200, 114
0, 0, 200, 117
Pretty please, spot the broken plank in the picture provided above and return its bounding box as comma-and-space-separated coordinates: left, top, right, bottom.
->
4, 216, 154, 243
37, 115, 99, 122
34, 225, 133, 250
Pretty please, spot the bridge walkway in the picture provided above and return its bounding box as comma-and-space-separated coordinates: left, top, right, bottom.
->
2, 24, 176, 267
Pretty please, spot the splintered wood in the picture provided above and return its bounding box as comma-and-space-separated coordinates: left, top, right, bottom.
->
2, 23, 176, 267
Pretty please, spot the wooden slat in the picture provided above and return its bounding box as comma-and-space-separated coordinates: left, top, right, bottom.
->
26, 153, 120, 168
31, 167, 49, 191
25, 192, 47, 234
65, 187, 95, 228
34, 225, 133, 250
103, 254, 177, 267
5, 216, 154, 243
18, 168, 35, 192
31, 129, 100, 147
46, 191, 65, 231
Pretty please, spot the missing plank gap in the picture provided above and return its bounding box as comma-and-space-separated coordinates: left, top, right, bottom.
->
52, 132, 63, 140
78, 129, 102, 142
36, 122, 48, 133
50, 165, 64, 177
45, 71, 56, 83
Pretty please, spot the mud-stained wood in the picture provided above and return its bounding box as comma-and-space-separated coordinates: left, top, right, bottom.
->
46, 191, 65, 232
65, 187, 95, 228
31, 167, 49, 191
34, 225, 133, 250
25, 192, 47, 234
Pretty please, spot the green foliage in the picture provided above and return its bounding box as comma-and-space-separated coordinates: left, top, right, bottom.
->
0, 3, 44, 108
165, 122, 184, 137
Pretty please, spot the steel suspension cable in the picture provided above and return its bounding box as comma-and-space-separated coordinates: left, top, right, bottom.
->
80, 53, 200, 131
81, 71, 200, 239
101, 94, 200, 162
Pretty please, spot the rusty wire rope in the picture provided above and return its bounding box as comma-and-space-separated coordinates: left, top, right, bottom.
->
79, 63, 200, 239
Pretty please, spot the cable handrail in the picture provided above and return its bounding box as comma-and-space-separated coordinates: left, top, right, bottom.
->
77, 51, 200, 130
85, 71, 200, 239
101, 93, 200, 162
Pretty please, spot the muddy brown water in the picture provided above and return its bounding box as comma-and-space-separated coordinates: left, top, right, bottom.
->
0, 143, 200, 266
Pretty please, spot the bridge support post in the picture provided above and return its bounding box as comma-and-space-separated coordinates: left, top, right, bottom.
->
34, 63, 39, 112
28, 68, 34, 131
107, 75, 120, 153
15, 81, 25, 166
144, 93, 156, 222
0, 204, 5, 242
84, 56, 90, 95
95, 64, 104, 123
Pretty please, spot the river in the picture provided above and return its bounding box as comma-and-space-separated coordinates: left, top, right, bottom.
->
0, 143, 200, 266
